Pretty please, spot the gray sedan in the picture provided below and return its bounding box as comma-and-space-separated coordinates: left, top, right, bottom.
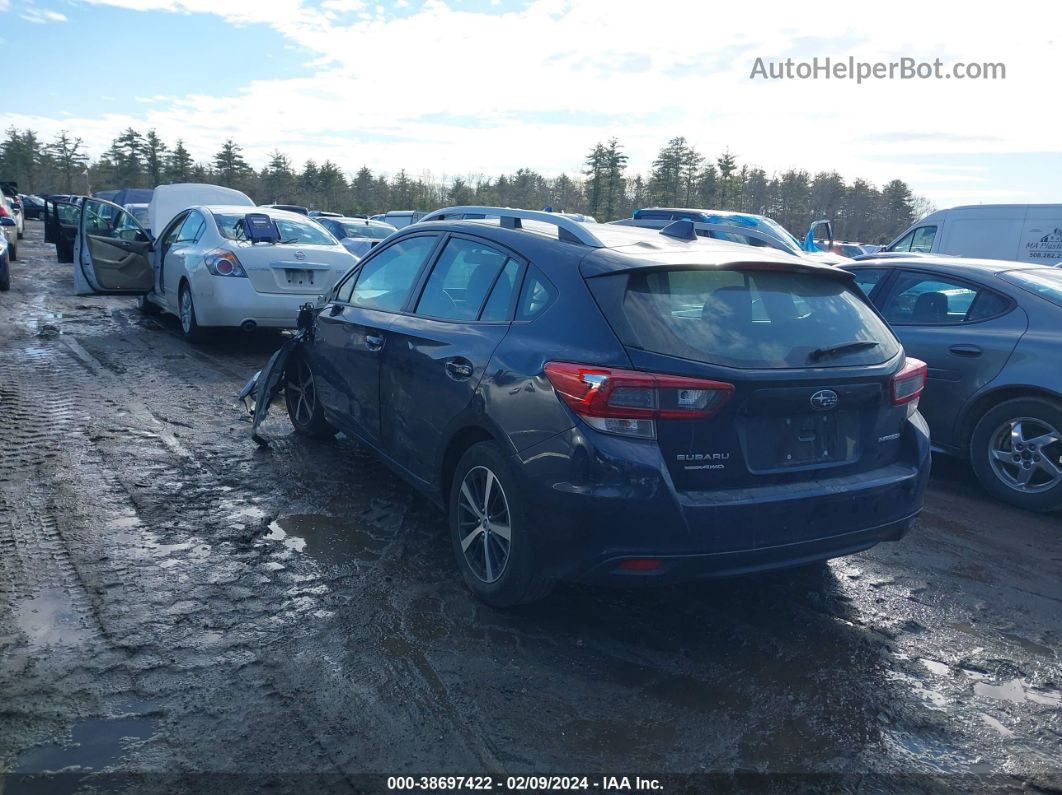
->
843, 258, 1062, 512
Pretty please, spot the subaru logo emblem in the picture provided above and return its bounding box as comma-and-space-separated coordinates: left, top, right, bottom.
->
294, 250, 306, 261
810, 389, 839, 411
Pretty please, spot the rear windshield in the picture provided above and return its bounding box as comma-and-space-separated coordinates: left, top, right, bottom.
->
339, 223, 394, 240
1000, 269, 1062, 308
611, 268, 900, 369
213, 212, 336, 246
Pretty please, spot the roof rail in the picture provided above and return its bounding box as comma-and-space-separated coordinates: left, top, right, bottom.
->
419, 206, 605, 247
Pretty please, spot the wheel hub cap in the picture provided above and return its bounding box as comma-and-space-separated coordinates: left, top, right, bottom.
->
988, 417, 1062, 494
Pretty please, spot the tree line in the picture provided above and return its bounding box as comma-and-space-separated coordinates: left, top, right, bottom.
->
0, 127, 932, 243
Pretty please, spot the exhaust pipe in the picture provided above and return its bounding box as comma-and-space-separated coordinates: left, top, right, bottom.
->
240, 320, 257, 333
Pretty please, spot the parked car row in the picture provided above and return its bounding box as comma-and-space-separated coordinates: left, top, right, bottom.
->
8, 188, 1056, 606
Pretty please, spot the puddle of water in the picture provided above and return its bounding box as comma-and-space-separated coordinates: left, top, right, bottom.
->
979, 713, 1014, 737
14, 714, 156, 776
974, 678, 1062, 707
13, 588, 95, 650
264, 514, 389, 566
920, 659, 950, 677
999, 631, 1054, 659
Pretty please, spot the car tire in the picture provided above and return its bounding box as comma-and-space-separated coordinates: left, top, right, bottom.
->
137, 294, 160, 315
8, 241, 16, 262
178, 283, 210, 344
0, 261, 9, 291
970, 397, 1062, 512
284, 354, 335, 439
56, 239, 72, 263
448, 441, 553, 607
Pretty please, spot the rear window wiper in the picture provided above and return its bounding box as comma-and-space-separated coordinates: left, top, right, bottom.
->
808, 340, 880, 361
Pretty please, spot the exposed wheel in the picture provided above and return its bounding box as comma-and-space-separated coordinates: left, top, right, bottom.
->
284, 354, 334, 439
178, 284, 210, 344
56, 239, 71, 263
449, 441, 553, 606
0, 262, 9, 291
970, 398, 1062, 512
8, 241, 16, 261
137, 294, 161, 315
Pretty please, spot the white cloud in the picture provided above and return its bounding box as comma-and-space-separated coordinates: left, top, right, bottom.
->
8, 0, 1061, 204
19, 5, 68, 22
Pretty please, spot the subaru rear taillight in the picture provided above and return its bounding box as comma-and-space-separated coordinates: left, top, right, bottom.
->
891, 357, 927, 416
0, 204, 10, 218
203, 249, 247, 278
543, 362, 733, 439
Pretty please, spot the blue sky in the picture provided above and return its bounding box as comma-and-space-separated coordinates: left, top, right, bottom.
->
2, 0, 1060, 209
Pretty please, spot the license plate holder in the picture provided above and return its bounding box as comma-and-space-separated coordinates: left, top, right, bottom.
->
284, 269, 316, 287
744, 411, 860, 470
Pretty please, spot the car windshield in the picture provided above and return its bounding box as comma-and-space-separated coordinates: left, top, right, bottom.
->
213, 212, 336, 245
606, 267, 900, 369
1000, 269, 1062, 308
339, 223, 394, 240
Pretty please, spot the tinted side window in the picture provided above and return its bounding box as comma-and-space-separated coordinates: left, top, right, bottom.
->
966, 290, 1011, 321
415, 238, 510, 321
516, 266, 557, 320
890, 230, 915, 252
160, 212, 188, 255
850, 268, 887, 298
481, 259, 521, 321
911, 226, 937, 253
176, 212, 205, 244
348, 234, 439, 312
882, 272, 989, 325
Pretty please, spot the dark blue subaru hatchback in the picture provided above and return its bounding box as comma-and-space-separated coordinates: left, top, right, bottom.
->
283, 207, 930, 605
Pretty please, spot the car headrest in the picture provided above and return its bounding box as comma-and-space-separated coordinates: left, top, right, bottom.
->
703, 286, 753, 324
912, 291, 948, 322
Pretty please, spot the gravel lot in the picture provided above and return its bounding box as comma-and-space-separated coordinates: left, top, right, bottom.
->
1, 221, 1059, 793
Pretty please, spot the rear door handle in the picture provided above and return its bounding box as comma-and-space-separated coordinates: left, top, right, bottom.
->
365, 333, 384, 351
948, 344, 983, 357
445, 358, 474, 380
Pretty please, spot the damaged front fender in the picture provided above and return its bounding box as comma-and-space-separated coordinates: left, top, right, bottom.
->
239, 330, 306, 446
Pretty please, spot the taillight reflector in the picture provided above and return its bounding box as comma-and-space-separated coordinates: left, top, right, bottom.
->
891, 357, 927, 406
543, 362, 733, 439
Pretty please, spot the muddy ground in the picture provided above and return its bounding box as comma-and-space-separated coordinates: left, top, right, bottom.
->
0, 221, 1059, 794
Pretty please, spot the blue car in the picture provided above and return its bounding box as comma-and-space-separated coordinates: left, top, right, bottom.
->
273, 206, 931, 605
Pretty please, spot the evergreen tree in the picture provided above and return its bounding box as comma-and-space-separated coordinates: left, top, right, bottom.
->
350, 166, 376, 213
166, 140, 194, 183
48, 131, 88, 194
602, 138, 628, 220
649, 137, 689, 205
213, 139, 252, 186
583, 142, 607, 218
716, 150, 738, 208
144, 129, 167, 187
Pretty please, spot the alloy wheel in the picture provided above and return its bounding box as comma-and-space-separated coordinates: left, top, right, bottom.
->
457, 465, 512, 583
987, 417, 1062, 494
287, 359, 317, 426
180, 290, 193, 334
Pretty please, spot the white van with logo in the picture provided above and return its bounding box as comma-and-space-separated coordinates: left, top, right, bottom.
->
885, 204, 1062, 264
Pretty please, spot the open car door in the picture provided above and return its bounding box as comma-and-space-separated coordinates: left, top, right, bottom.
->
49, 198, 84, 262
76, 197, 153, 294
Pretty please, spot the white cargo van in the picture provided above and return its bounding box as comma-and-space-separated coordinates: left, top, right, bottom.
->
885, 204, 1062, 264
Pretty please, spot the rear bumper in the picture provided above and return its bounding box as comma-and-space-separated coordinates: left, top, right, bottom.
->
511, 417, 930, 584
578, 514, 915, 584
186, 275, 318, 329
